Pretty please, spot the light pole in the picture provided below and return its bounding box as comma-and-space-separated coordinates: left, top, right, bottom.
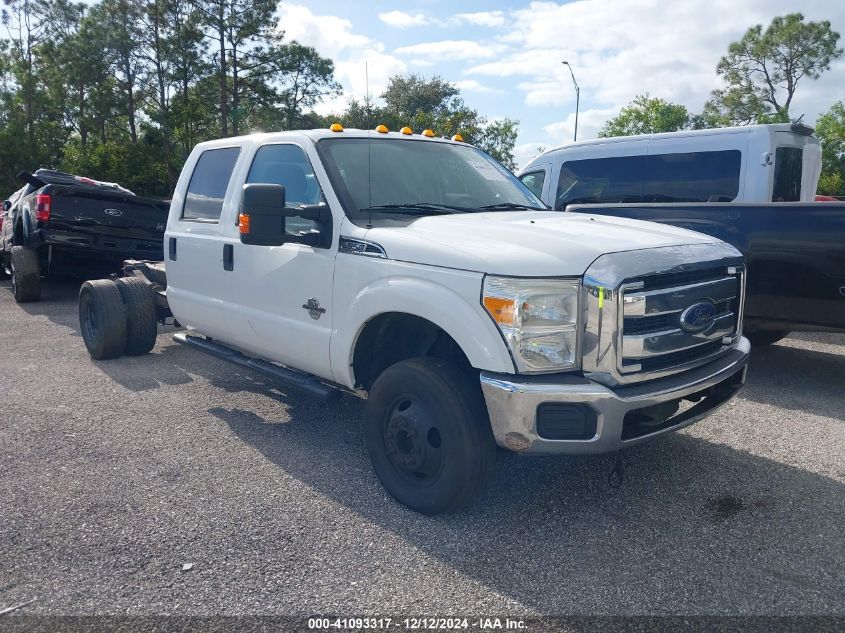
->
562, 61, 579, 142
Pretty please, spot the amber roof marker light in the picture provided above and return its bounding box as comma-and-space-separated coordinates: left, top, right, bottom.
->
400, 127, 413, 135
330, 122, 344, 132
375, 124, 389, 134
452, 133, 464, 142
422, 129, 435, 137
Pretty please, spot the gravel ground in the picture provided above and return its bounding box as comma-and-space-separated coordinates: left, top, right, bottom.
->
0, 278, 843, 617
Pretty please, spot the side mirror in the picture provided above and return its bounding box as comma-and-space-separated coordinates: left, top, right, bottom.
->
239, 183, 331, 247
2, 200, 10, 212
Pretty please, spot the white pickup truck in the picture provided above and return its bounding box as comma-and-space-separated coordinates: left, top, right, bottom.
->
78, 126, 751, 514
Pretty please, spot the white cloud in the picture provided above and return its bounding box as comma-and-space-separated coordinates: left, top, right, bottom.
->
543, 108, 618, 143
278, 4, 406, 109
513, 143, 549, 170
467, 0, 845, 126
379, 10, 430, 29
453, 11, 506, 28
453, 79, 503, 95
395, 40, 503, 62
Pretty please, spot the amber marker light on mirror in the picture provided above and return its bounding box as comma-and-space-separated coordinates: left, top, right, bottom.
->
238, 213, 250, 234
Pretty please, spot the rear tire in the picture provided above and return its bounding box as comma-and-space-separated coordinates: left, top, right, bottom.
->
79, 280, 128, 360
10, 246, 41, 303
365, 358, 496, 514
746, 330, 790, 346
115, 277, 158, 356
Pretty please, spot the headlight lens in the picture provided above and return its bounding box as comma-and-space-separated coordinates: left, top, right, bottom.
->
482, 276, 581, 373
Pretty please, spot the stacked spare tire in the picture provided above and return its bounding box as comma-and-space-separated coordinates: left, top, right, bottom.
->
79, 277, 158, 359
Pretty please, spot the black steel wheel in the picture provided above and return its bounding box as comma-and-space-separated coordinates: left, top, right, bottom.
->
79, 279, 128, 360
365, 358, 496, 514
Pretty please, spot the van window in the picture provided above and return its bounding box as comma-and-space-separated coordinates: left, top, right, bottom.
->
246, 143, 323, 234
519, 170, 546, 198
646, 150, 741, 202
772, 147, 803, 202
181, 147, 241, 221
555, 156, 646, 209
555, 150, 742, 208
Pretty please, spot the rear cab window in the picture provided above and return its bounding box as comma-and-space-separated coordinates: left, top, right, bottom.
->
772, 146, 803, 202
181, 147, 242, 222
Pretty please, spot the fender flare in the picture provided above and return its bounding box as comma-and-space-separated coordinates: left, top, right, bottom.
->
331, 276, 515, 388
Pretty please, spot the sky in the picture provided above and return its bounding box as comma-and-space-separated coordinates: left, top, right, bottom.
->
281, 1, 845, 169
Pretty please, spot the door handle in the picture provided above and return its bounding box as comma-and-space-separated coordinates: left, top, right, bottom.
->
168, 237, 177, 261
223, 243, 234, 271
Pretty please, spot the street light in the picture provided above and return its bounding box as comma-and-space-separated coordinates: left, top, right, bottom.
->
562, 61, 579, 142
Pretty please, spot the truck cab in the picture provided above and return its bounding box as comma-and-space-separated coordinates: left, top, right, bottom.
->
83, 126, 751, 514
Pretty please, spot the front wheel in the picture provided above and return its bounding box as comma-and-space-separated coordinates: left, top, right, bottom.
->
365, 358, 496, 514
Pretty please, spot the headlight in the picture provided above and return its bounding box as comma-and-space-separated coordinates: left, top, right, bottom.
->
482, 276, 581, 373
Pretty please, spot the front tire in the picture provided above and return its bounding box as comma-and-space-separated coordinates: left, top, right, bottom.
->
79, 280, 128, 360
10, 246, 41, 303
365, 358, 496, 514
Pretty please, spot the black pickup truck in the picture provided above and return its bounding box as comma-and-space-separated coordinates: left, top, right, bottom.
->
1, 169, 168, 302
567, 202, 845, 345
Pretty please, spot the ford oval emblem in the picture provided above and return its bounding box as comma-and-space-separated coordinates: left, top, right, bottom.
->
680, 301, 718, 333
104, 208, 123, 216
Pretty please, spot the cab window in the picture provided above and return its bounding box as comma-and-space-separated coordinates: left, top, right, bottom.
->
519, 171, 546, 199
246, 144, 323, 234
181, 147, 241, 221
772, 146, 803, 202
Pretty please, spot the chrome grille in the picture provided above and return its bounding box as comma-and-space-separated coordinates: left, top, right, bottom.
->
619, 270, 742, 374
580, 243, 746, 387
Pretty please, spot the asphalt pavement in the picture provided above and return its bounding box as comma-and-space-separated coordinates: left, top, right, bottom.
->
0, 278, 843, 618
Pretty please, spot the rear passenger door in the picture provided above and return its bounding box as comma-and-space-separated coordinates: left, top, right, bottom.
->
165, 144, 245, 344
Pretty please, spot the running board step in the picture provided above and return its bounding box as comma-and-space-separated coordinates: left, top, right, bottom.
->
173, 332, 338, 402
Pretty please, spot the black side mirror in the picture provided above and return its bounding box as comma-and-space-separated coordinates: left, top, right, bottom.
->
239, 183, 331, 247
2, 200, 10, 212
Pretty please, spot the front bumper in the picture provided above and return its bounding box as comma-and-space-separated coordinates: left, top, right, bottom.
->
480, 337, 750, 455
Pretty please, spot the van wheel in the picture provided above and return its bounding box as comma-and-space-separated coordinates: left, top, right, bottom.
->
10, 246, 41, 303
365, 358, 496, 514
79, 280, 128, 360
115, 277, 158, 355
746, 330, 790, 346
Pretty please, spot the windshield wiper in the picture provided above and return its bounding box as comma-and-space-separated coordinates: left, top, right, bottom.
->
478, 202, 547, 211
363, 203, 472, 215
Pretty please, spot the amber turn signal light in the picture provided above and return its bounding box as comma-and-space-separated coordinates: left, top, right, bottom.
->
238, 213, 250, 234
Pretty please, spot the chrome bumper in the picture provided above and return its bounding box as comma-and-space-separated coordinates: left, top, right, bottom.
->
480, 337, 750, 455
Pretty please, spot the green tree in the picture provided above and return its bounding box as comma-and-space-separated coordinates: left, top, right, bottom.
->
704, 13, 842, 124
476, 118, 518, 170
599, 94, 691, 137
815, 101, 845, 196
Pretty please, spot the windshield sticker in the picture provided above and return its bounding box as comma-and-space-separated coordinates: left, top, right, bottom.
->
468, 160, 508, 182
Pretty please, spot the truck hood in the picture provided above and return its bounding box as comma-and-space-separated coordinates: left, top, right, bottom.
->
364, 211, 721, 276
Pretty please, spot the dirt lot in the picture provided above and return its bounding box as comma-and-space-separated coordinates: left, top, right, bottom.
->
1, 279, 843, 618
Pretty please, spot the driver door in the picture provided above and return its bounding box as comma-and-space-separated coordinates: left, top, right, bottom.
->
232, 141, 337, 381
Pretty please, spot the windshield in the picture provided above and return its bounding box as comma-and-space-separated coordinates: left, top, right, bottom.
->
317, 137, 544, 222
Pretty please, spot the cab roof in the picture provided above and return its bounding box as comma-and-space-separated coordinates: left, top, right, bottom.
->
194, 128, 465, 151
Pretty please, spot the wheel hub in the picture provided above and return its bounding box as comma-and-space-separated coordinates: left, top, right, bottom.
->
383, 399, 443, 480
